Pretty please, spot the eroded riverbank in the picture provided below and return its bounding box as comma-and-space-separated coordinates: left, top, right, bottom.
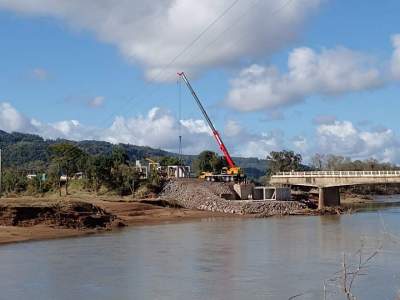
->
1, 179, 397, 245
0, 196, 228, 245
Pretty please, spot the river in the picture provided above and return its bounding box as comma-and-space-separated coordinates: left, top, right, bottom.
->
0, 206, 399, 299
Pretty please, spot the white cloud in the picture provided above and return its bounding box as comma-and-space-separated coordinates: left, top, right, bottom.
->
0, 102, 214, 154
316, 120, 400, 162
104, 107, 177, 147
0, 102, 34, 132
88, 96, 105, 108
0, 0, 321, 80
52, 120, 80, 135
180, 119, 211, 135
100, 107, 216, 153
220, 119, 284, 158
239, 132, 284, 158
225, 46, 384, 111
292, 135, 308, 152
391, 34, 400, 80
317, 121, 357, 140
0, 102, 285, 158
3, 102, 400, 163
224, 120, 242, 137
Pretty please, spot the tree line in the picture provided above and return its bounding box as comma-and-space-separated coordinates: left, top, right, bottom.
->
1, 142, 399, 197
310, 154, 399, 171
265, 151, 399, 175
0, 148, 231, 196
1, 143, 174, 197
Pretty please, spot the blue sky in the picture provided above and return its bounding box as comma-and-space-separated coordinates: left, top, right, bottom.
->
0, 0, 400, 162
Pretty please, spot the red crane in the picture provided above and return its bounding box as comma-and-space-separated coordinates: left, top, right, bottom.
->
178, 72, 241, 178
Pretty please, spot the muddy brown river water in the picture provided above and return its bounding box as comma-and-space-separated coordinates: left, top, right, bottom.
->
0, 203, 400, 299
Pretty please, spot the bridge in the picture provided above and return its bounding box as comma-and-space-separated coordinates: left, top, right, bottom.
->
270, 171, 400, 209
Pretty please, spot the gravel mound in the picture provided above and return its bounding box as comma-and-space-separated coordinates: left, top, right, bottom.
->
160, 179, 308, 216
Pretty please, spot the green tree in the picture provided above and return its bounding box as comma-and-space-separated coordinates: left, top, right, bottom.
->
309, 154, 399, 171
85, 155, 113, 193
26, 176, 42, 195
266, 150, 303, 176
108, 146, 130, 195
310, 153, 325, 170
145, 168, 164, 195
109, 163, 141, 196
111, 146, 129, 167
119, 164, 140, 197
2, 169, 27, 194
194, 150, 226, 175
159, 156, 182, 166
49, 143, 87, 195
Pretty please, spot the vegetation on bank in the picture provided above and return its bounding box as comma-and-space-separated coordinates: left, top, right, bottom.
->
309, 153, 399, 171
2, 129, 400, 197
0, 145, 242, 197
1, 143, 166, 197
0, 130, 267, 180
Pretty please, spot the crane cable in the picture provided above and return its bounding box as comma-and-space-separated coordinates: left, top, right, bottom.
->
42, 0, 297, 166
178, 77, 183, 162
90, 0, 244, 123
21, 0, 245, 167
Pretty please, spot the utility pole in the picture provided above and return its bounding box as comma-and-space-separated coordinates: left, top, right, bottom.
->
0, 149, 2, 198
178, 77, 183, 165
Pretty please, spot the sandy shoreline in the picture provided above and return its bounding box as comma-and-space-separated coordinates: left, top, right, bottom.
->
0, 197, 229, 246
0, 191, 389, 246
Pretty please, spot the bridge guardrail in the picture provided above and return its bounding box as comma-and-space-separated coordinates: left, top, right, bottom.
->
273, 170, 400, 177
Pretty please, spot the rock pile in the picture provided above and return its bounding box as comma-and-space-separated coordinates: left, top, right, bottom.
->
241, 201, 307, 217
160, 179, 308, 216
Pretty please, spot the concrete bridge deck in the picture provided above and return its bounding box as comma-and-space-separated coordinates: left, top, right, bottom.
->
270, 170, 400, 209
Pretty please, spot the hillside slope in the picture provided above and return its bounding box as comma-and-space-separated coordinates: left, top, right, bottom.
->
0, 130, 267, 179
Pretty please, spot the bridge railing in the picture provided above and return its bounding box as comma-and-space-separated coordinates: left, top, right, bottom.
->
273, 170, 400, 177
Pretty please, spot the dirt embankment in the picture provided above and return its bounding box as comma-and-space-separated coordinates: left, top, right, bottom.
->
0, 196, 225, 245
0, 200, 114, 229
160, 179, 311, 217
0, 199, 115, 245
0, 179, 343, 245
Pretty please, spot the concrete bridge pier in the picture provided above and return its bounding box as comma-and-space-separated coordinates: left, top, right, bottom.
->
318, 187, 340, 209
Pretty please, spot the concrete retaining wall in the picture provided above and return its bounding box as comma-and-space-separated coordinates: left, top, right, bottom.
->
253, 187, 291, 201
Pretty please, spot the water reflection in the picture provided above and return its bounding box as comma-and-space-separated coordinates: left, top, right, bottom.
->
0, 208, 399, 299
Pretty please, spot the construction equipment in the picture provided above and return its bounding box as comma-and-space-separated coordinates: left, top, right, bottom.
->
178, 72, 244, 182
145, 158, 161, 173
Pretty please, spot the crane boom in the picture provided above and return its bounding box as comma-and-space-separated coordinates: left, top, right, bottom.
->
178, 72, 236, 169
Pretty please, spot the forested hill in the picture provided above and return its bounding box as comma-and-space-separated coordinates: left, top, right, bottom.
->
0, 130, 176, 168
0, 130, 267, 178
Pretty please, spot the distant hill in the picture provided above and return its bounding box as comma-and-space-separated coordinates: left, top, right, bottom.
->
0, 131, 268, 180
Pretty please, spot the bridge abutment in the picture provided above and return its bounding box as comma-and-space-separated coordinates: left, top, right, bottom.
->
318, 187, 340, 209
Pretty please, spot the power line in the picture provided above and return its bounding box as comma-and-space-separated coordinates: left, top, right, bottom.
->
24, 0, 296, 166
154, 0, 242, 81
168, 0, 296, 156
92, 0, 243, 124
34, 0, 244, 165
119, 0, 294, 124
180, 0, 296, 68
